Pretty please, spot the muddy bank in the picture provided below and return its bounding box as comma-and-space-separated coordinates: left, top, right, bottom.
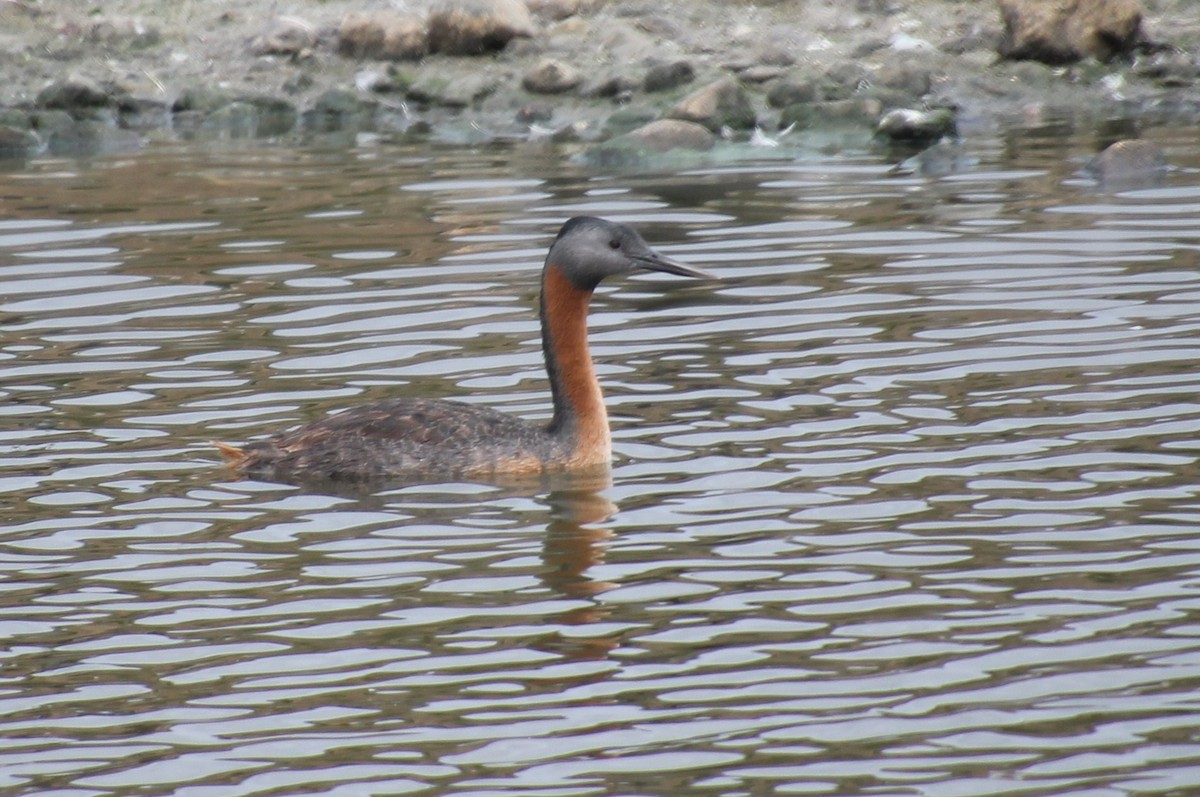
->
0, 0, 1198, 163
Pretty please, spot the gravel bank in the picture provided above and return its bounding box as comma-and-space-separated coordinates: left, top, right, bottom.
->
1, 0, 1198, 160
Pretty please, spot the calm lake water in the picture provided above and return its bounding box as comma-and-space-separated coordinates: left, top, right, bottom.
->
3, 120, 1200, 796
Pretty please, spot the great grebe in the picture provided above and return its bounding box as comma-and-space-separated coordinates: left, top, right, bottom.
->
215, 216, 714, 482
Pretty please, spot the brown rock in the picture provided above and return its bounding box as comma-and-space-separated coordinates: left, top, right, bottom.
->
338, 12, 427, 61
737, 66, 786, 84
1090, 138, 1167, 186
997, 0, 1144, 64
623, 119, 715, 152
253, 16, 317, 57
522, 59, 583, 94
427, 0, 535, 55
667, 78, 756, 132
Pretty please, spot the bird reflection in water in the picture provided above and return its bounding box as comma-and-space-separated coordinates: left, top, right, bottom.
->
536, 472, 621, 660
214, 468, 627, 660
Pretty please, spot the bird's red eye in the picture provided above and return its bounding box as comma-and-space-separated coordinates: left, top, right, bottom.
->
609, 239, 620, 249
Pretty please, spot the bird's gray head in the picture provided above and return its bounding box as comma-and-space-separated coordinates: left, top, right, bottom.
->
545, 216, 715, 290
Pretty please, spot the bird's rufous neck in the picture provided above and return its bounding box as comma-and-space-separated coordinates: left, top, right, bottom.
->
541, 263, 611, 466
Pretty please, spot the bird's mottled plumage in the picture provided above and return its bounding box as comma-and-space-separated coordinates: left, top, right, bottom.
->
226, 397, 564, 481
216, 216, 713, 484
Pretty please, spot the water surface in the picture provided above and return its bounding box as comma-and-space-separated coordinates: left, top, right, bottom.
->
3, 125, 1200, 795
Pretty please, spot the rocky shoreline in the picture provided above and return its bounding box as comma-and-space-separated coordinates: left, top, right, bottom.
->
0, 0, 1198, 163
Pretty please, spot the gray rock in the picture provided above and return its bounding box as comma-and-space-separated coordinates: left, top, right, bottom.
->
820, 97, 888, 127
1089, 138, 1167, 186
522, 58, 583, 94
1133, 48, 1200, 87
874, 62, 933, 98
777, 103, 819, 130
527, 0, 597, 20
305, 90, 374, 133
644, 61, 695, 93
29, 110, 75, 138
284, 72, 317, 95
767, 73, 821, 108
939, 28, 1000, 55
821, 63, 872, 100
312, 90, 365, 117
875, 107, 957, 143
852, 38, 891, 58
549, 120, 590, 142
172, 87, 237, 114
427, 0, 535, 55
0, 125, 39, 159
997, 0, 1144, 64
667, 78, 756, 132
338, 11, 427, 61
202, 102, 263, 138
0, 109, 30, 130
46, 119, 141, 156
408, 70, 503, 107
581, 73, 637, 99
758, 41, 798, 67
199, 96, 298, 138
242, 95, 298, 136
119, 98, 172, 130
85, 17, 162, 49
602, 106, 660, 137
36, 78, 119, 114
899, 140, 977, 178
516, 102, 554, 123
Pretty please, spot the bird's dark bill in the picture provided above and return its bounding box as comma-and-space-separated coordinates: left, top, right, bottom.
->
635, 253, 717, 280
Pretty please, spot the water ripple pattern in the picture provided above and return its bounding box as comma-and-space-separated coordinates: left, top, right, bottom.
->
2, 129, 1200, 796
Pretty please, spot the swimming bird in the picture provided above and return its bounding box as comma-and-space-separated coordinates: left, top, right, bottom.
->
215, 216, 714, 483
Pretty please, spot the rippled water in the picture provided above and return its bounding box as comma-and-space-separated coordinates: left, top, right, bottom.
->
4, 124, 1200, 795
